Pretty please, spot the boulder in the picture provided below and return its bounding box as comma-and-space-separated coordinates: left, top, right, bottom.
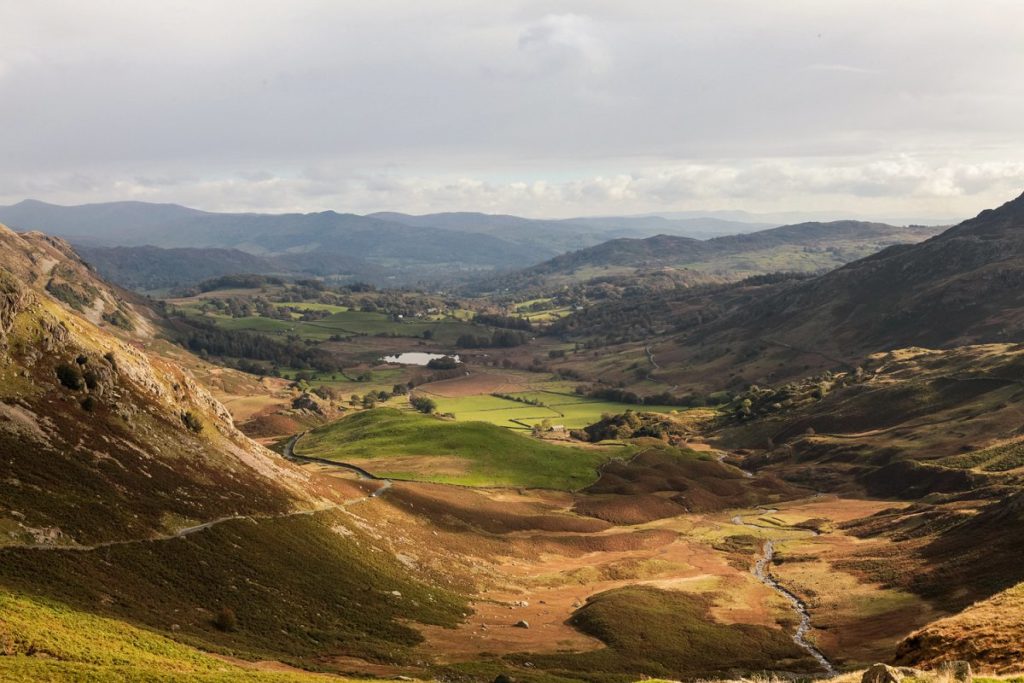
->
513, 620, 529, 629
862, 663, 903, 683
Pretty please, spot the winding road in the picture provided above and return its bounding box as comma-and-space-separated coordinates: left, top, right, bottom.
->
733, 513, 837, 676
283, 432, 393, 498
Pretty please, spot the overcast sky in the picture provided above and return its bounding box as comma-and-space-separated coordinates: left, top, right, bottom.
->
2, 1, 1023, 220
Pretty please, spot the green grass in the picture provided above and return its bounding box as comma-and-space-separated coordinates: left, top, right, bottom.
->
192, 310, 482, 344
275, 301, 350, 313
294, 408, 621, 489
0, 511, 466, 667
0, 591, 364, 682
430, 391, 680, 430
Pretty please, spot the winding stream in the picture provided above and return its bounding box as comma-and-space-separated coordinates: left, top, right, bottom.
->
734, 514, 837, 676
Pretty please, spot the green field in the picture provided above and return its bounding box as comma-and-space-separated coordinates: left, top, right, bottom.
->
0, 512, 465, 673
294, 408, 622, 489
430, 390, 681, 430
185, 309, 482, 344
0, 590, 363, 682
275, 301, 350, 313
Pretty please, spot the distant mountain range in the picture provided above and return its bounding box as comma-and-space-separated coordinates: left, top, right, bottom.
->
481, 220, 945, 294
0, 200, 775, 287
0, 199, 951, 293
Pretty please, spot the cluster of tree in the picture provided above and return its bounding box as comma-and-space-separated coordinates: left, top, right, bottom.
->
426, 355, 460, 370
410, 395, 437, 414
194, 274, 285, 293
473, 313, 533, 331
583, 385, 730, 408
492, 392, 545, 406
195, 295, 290, 319
168, 317, 339, 373
725, 368, 861, 422
573, 410, 674, 442
55, 354, 108, 394
456, 330, 530, 348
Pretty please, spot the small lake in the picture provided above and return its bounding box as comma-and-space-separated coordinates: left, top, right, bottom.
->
381, 352, 461, 366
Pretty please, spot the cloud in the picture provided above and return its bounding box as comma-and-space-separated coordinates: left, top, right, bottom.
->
517, 14, 610, 75
4, 157, 1021, 222
801, 64, 877, 75
0, 1, 1022, 220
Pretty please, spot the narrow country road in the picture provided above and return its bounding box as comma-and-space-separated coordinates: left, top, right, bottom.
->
283, 431, 394, 497
733, 513, 837, 676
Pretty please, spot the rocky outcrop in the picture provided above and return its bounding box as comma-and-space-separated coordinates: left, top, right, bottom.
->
862, 663, 904, 683
0, 268, 30, 342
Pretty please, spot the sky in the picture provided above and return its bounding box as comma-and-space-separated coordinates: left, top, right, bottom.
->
2, 0, 1023, 221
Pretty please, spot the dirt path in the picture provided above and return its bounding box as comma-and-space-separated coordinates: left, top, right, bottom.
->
644, 342, 679, 391
734, 513, 837, 676
8, 433, 391, 553
9, 502, 350, 553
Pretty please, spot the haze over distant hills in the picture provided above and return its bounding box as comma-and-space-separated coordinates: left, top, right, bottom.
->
0, 199, 949, 292
479, 220, 945, 294
0, 199, 777, 287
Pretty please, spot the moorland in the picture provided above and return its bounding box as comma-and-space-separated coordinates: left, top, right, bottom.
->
2, 195, 1024, 683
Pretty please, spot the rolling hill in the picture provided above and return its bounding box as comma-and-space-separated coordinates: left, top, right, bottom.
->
549, 191, 1024, 391
0, 224, 471, 675
75, 245, 283, 291
0, 200, 547, 284
482, 220, 943, 293
0, 201, 777, 289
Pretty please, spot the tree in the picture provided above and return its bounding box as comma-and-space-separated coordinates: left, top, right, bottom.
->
56, 363, 84, 390
410, 395, 437, 414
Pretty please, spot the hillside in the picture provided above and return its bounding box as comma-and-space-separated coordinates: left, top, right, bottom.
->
0, 223, 318, 544
547, 191, 1024, 391
715, 344, 1024, 495
293, 407, 616, 489
483, 220, 942, 294
76, 245, 282, 291
0, 226, 473, 672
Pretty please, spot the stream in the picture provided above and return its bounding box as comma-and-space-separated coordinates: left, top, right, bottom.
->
734, 513, 837, 676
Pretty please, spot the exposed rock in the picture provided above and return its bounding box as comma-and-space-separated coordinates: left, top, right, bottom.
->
291, 392, 324, 414
862, 663, 903, 683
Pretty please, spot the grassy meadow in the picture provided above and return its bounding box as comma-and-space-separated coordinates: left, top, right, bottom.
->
293, 408, 623, 489
0, 590, 371, 682
429, 390, 682, 430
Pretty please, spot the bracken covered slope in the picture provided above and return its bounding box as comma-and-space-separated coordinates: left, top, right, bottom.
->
0, 224, 322, 546
611, 190, 1024, 389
